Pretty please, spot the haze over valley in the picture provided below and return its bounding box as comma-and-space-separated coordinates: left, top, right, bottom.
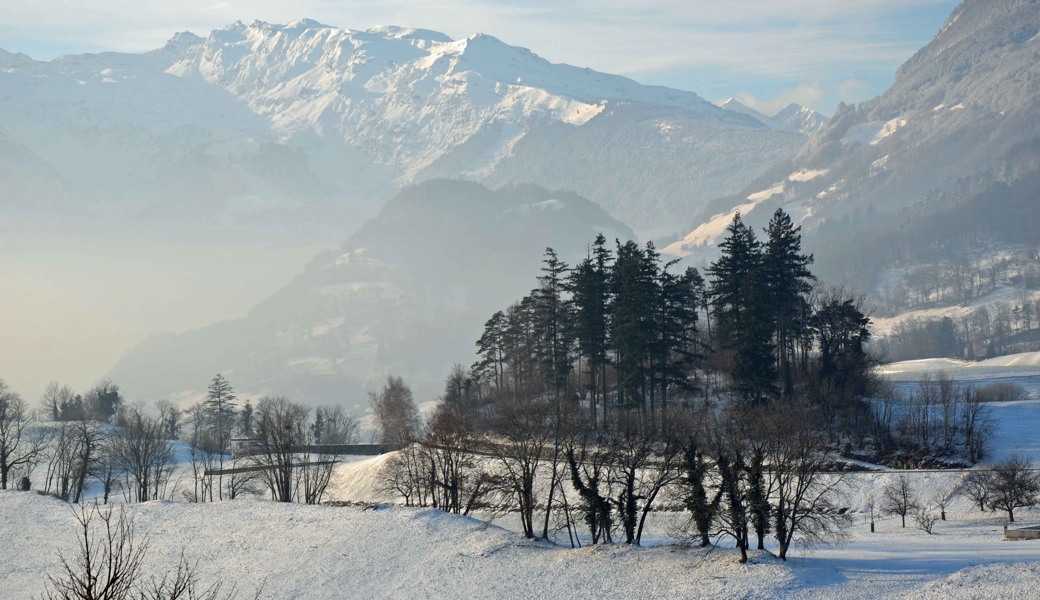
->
6, 4, 1040, 599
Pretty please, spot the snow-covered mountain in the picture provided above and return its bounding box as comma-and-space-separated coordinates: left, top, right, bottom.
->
669, 0, 1040, 293
719, 98, 827, 136
107, 179, 633, 405
0, 19, 806, 236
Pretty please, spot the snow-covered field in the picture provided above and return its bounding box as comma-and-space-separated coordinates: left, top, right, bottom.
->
3, 354, 1040, 599
881, 353, 1040, 463
3, 486, 1040, 600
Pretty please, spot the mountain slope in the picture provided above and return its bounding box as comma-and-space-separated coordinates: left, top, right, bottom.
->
107, 180, 633, 404
668, 0, 1040, 289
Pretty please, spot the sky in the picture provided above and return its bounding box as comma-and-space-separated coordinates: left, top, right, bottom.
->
1, 0, 961, 115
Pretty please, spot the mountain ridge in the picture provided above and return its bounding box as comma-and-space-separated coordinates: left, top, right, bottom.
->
0, 18, 805, 235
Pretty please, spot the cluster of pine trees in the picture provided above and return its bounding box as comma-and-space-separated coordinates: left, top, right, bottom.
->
462, 209, 873, 430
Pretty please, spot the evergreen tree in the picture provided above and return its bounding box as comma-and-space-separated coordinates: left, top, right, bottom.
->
532, 248, 573, 397
815, 296, 872, 398
707, 214, 761, 347
239, 399, 254, 436
655, 265, 703, 413
708, 214, 775, 403
568, 234, 612, 427
473, 311, 507, 396
610, 241, 655, 411
762, 208, 815, 398
205, 374, 237, 453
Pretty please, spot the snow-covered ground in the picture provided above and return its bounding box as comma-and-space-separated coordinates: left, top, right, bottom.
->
3, 485, 1040, 600
4, 354, 1040, 599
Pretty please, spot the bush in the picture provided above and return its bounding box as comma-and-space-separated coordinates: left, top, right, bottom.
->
913, 508, 938, 534
977, 382, 1028, 403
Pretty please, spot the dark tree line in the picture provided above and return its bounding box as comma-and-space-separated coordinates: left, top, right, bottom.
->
467, 209, 873, 430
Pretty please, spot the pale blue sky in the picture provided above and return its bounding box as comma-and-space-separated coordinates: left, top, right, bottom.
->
1, 0, 959, 115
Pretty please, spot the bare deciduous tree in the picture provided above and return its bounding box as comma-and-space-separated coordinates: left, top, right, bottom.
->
487, 398, 552, 539
41, 382, 75, 422
0, 380, 48, 489
913, 507, 938, 534
864, 492, 877, 533
986, 455, 1040, 522
932, 482, 959, 521
765, 402, 851, 560
882, 475, 919, 528
112, 412, 175, 503
249, 396, 309, 503
964, 470, 993, 513
43, 504, 241, 600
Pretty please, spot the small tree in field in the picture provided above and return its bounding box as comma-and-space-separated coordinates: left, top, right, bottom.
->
913, 507, 938, 534
986, 455, 1040, 522
864, 493, 878, 533
964, 470, 993, 513
932, 483, 959, 521
882, 475, 918, 528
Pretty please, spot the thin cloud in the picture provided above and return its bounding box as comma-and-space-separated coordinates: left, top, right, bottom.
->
837, 78, 875, 104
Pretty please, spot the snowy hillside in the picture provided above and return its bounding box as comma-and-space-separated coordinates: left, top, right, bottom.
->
8, 352, 1040, 599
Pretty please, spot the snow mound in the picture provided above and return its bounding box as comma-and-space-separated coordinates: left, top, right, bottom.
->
910, 562, 1040, 599
977, 351, 1040, 368
881, 351, 1040, 381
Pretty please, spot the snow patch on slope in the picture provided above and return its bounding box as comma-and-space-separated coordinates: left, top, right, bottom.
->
787, 169, 827, 182
663, 183, 784, 256
871, 116, 908, 145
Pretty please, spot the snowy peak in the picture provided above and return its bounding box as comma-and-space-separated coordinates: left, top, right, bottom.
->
0, 18, 804, 235
718, 98, 769, 123
154, 17, 761, 225
771, 103, 827, 136
717, 98, 826, 135
366, 26, 452, 43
